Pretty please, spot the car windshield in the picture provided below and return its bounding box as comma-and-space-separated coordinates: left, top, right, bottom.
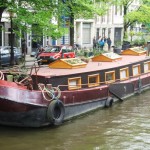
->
0, 46, 20, 53
44, 47, 60, 53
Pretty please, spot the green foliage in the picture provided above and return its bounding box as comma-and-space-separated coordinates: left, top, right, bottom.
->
114, 41, 122, 47
113, 0, 150, 40
76, 48, 105, 58
0, 0, 109, 41
124, 32, 128, 41
131, 38, 146, 46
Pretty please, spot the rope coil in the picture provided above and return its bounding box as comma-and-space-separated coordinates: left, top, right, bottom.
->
0, 71, 4, 80
38, 84, 61, 101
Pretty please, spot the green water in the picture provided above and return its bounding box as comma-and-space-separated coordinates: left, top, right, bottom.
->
0, 91, 150, 150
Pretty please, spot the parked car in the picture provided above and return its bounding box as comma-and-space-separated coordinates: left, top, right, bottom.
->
30, 47, 45, 57
0, 46, 23, 66
37, 45, 76, 64
30, 48, 37, 57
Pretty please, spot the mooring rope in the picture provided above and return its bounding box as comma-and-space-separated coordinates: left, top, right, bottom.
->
0, 71, 4, 80
38, 84, 61, 101
51, 87, 61, 99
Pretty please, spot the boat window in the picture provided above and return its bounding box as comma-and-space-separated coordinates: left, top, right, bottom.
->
144, 61, 150, 73
120, 67, 129, 80
68, 77, 81, 90
88, 74, 100, 87
132, 64, 141, 76
105, 71, 115, 83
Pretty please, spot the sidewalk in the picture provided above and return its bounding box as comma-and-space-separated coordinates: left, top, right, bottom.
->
0, 55, 37, 71
25, 55, 36, 61
25, 55, 37, 66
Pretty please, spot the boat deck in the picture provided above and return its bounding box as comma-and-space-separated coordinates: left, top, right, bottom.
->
33, 55, 149, 77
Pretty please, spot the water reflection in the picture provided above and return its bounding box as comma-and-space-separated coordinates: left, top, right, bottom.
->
1, 91, 150, 150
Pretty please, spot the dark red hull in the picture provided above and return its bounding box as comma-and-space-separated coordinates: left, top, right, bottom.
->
0, 74, 149, 127
0, 54, 150, 127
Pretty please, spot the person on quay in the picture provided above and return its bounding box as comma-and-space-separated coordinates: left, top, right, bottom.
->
21, 39, 27, 59
93, 36, 97, 49
99, 39, 105, 50
107, 37, 112, 51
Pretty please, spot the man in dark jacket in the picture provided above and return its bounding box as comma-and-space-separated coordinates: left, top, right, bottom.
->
107, 37, 112, 51
21, 39, 27, 59
93, 36, 97, 49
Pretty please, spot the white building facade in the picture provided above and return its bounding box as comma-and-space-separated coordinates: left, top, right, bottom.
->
0, 0, 142, 54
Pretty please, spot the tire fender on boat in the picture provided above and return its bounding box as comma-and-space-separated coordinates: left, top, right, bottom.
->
47, 100, 65, 125
105, 97, 114, 108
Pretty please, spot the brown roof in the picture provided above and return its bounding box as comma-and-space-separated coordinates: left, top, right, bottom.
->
34, 54, 149, 77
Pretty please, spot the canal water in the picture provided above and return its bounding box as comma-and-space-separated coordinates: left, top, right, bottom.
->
1, 91, 150, 150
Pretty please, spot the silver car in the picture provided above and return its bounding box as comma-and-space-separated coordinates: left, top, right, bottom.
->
0, 46, 23, 66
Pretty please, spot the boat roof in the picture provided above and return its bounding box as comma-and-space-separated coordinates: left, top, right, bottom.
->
34, 55, 150, 77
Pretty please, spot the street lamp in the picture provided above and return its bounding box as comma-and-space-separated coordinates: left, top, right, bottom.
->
8, 10, 14, 66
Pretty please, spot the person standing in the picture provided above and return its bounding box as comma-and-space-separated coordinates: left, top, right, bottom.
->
99, 39, 104, 50
21, 39, 27, 59
93, 36, 97, 49
97, 36, 101, 48
107, 37, 112, 51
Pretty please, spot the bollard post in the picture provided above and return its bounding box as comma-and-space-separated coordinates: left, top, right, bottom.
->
147, 41, 150, 56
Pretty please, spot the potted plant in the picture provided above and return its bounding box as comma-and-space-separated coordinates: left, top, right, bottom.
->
113, 41, 122, 54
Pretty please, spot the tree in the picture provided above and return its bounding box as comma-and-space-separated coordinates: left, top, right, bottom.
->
0, 0, 109, 46
126, 0, 150, 29
0, 0, 7, 22
114, 0, 150, 40
61, 0, 109, 46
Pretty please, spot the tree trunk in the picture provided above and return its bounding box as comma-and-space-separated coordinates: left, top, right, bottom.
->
69, 7, 74, 46
70, 15, 74, 46
123, 5, 127, 40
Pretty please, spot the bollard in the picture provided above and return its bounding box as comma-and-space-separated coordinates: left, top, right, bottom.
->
7, 75, 13, 82
147, 41, 150, 56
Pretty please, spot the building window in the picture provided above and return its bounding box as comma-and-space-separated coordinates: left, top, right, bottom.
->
144, 61, 150, 73
132, 64, 141, 76
68, 77, 81, 90
105, 71, 115, 83
107, 8, 111, 23
120, 67, 129, 80
96, 28, 99, 40
108, 28, 111, 38
88, 74, 100, 87
102, 28, 106, 37
120, 5, 123, 15
0, 25, 2, 46
47, 41, 49, 45
115, 5, 118, 15
101, 16, 105, 23
83, 23, 91, 44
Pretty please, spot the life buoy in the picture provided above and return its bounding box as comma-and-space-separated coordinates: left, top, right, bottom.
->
105, 97, 114, 108
47, 100, 65, 125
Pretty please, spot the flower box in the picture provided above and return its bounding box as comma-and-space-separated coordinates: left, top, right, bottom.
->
92, 52, 122, 62
121, 47, 146, 56
48, 58, 87, 69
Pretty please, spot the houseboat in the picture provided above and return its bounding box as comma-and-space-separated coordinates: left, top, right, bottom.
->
0, 47, 149, 127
